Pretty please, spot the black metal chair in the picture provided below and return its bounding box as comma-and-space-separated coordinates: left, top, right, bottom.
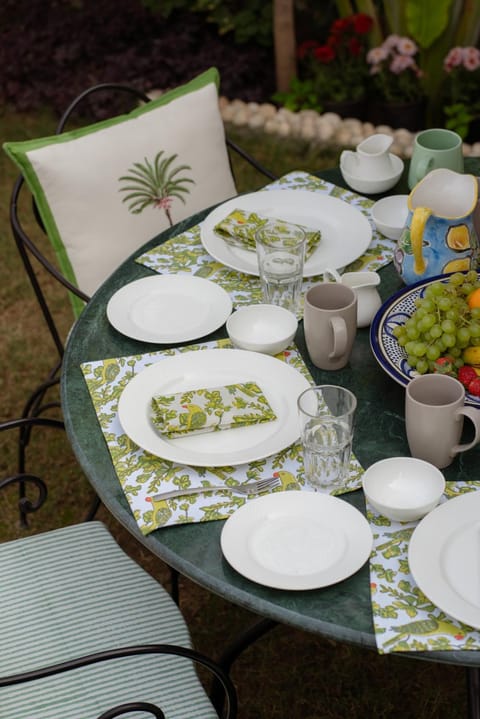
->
0, 416, 237, 719
8, 81, 277, 548
10, 82, 277, 392
7, 80, 279, 678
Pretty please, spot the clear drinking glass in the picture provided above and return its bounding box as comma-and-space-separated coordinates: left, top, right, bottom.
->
255, 220, 306, 314
297, 385, 357, 492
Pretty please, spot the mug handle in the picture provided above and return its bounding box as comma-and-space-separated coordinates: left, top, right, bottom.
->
411, 156, 434, 187
451, 406, 480, 456
329, 316, 347, 359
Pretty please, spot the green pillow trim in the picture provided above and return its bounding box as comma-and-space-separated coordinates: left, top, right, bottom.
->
3, 67, 220, 318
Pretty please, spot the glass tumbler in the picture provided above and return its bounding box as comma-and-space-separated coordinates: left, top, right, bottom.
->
297, 385, 357, 492
255, 220, 306, 314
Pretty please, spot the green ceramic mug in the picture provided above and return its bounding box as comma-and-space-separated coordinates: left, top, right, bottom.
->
408, 128, 464, 189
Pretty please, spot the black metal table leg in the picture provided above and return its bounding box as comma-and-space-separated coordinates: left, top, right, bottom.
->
467, 667, 480, 719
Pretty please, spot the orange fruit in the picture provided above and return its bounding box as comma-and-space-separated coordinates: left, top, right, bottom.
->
468, 287, 480, 309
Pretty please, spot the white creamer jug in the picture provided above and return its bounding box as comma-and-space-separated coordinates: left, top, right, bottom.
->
324, 268, 382, 328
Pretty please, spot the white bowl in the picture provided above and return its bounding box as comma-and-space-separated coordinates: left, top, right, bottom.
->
362, 457, 445, 522
340, 153, 404, 195
226, 304, 297, 355
371, 195, 409, 240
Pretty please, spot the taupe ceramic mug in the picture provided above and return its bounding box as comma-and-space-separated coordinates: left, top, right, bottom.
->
405, 374, 480, 469
303, 283, 357, 370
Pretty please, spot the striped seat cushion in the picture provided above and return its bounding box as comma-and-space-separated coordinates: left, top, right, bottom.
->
0, 521, 217, 719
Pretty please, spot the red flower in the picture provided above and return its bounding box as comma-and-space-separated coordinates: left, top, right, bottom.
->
314, 44, 335, 63
297, 39, 317, 60
349, 37, 362, 56
331, 17, 352, 36
353, 13, 374, 35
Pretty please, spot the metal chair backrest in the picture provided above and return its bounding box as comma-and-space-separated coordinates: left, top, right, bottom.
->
9, 82, 276, 364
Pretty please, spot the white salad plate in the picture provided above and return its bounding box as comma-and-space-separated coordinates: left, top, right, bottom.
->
221, 492, 373, 590
200, 190, 372, 278
117, 348, 310, 467
106, 275, 232, 343
409, 490, 480, 629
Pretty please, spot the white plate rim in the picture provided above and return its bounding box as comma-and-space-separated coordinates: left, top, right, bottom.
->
409, 490, 480, 628
117, 348, 311, 467
200, 190, 372, 278
220, 492, 373, 590
106, 275, 233, 343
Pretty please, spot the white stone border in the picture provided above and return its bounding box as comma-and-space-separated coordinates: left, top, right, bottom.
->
218, 96, 480, 158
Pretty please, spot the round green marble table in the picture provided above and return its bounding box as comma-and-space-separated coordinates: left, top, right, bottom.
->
61, 162, 480, 669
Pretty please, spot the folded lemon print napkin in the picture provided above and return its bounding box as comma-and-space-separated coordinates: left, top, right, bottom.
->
151, 381, 277, 438
213, 209, 321, 258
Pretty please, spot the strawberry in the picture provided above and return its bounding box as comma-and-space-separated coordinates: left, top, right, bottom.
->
457, 365, 478, 389
433, 356, 455, 375
468, 377, 480, 396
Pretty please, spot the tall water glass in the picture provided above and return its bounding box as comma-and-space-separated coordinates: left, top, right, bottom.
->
298, 385, 357, 492
255, 220, 306, 314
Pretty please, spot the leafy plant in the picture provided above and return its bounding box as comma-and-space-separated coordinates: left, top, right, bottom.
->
141, 0, 273, 46
293, 13, 374, 105
272, 77, 323, 113
443, 46, 480, 138
336, 0, 480, 123
0, 0, 275, 115
366, 34, 425, 103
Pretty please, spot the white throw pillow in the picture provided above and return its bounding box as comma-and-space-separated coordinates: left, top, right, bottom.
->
4, 67, 237, 315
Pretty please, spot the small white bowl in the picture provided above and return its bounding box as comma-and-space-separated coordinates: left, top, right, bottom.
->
362, 457, 445, 522
340, 154, 404, 195
371, 195, 409, 240
226, 304, 297, 355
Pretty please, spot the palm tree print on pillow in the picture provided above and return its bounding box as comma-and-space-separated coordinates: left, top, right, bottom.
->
118, 150, 195, 226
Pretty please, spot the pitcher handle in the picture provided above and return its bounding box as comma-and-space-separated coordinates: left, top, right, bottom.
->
410, 207, 432, 276
323, 267, 342, 283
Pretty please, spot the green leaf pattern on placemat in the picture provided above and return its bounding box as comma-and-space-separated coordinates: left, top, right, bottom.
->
135, 170, 396, 314
81, 339, 364, 534
368, 482, 480, 654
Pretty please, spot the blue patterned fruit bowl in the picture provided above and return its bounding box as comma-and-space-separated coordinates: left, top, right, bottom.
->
369, 273, 480, 408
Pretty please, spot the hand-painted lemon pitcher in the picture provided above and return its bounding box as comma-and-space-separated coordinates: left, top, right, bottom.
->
394, 168, 479, 285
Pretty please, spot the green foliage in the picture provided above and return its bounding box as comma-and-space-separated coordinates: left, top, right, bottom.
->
272, 78, 323, 113
406, 0, 454, 49
140, 0, 272, 45
444, 102, 480, 139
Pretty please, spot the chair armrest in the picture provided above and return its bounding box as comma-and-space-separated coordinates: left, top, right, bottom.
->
0, 643, 237, 719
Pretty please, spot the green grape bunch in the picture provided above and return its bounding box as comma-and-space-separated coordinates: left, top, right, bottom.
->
392, 271, 480, 376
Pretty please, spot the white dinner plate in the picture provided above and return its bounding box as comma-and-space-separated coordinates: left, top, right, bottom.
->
221, 492, 373, 590
106, 275, 232, 343
409, 490, 480, 628
200, 190, 372, 278
117, 348, 310, 467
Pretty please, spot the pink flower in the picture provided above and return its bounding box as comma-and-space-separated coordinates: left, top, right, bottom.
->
367, 46, 388, 64
382, 34, 401, 51
463, 46, 480, 70
396, 36, 418, 56
444, 46, 465, 71
390, 54, 416, 74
